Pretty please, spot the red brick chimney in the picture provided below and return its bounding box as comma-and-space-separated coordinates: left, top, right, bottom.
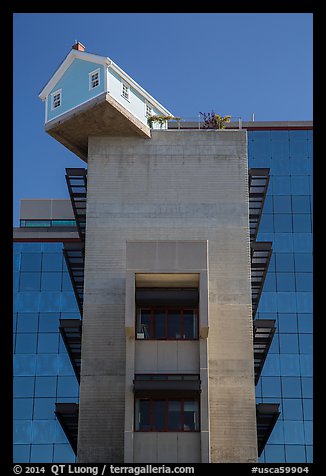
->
72, 41, 85, 52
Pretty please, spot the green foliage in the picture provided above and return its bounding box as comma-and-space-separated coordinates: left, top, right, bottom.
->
147, 115, 181, 128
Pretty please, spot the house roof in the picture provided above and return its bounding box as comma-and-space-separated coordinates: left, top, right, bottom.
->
38, 49, 172, 116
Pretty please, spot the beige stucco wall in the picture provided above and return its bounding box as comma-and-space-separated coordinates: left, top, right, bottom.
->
77, 130, 257, 463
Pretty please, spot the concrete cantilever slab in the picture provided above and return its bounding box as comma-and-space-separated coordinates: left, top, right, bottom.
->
45, 92, 151, 162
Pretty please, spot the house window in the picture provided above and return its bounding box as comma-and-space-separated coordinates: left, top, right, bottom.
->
51, 90, 61, 110
89, 69, 100, 90
145, 103, 152, 117
122, 82, 130, 101
135, 398, 199, 431
136, 308, 198, 340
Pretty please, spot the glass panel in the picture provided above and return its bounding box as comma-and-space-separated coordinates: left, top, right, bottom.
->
297, 314, 312, 334
42, 253, 63, 272
13, 444, 31, 463
296, 292, 313, 313
14, 355, 36, 376
264, 445, 285, 463
37, 334, 59, 353
17, 292, 41, 312
292, 196, 310, 213
279, 335, 299, 354
17, 313, 39, 333
275, 253, 294, 272
153, 400, 166, 430
273, 176, 291, 195
58, 354, 74, 376
35, 377, 57, 397
60, 292, 79, 312
41, 273, 62, 291
278, 314, 298, 333
280, 355, 300, 376
261, 377, 282, 398
282, 399, 303, 420
277, 292, 297, 313
21, 253, 42, 272
154, 310, 166, 339
57, 376, 79, 398
274, 215, 292, 233
184, 400, 199, 431
299, 355, 313, 377
39, 313, 60, 333
293, 234, 312, 252
168, 400, 181, 430
289, 158, 309, 175
53, 444, 76, 463
284, 421, 305, 444
301, 377, 313, 398
183, 310, 197, 339
32, 420, 56, 444
14, 420, 32, 444
259, 214, 274, 233
274, 234, 293, 252
293, 215, 311, 233
14, 377, 35, 397
167, 310, 181, 339
303, 399, 313, 420
281, 377, 302, 398
273, 196, 292, 214
285, 445, 306, 463
62, 273, 73, 291
33, 398, 56, 419
296, 274, 313, 292
16, 334, 37, 354
263, 272, 276, 291
39, 292, 61, 312
20, 273, 41, 291
14, 398, 33, 419
291, 176, 309, 195
30, 444, 53, 463
277, 274, 295, 292
36, 355, 59, 376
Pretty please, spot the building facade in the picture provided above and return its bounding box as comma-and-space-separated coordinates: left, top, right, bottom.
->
13, 43, 312, 463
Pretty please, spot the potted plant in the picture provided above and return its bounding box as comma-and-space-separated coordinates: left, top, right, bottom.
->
199, 111, 231, 129
147, 115, 181, 129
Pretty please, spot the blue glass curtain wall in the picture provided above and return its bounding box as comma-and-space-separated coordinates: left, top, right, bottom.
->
13, 242, 79, 463
250, 129, 313, 463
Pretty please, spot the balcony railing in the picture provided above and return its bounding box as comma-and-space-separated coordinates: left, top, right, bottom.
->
164, 116, 244, 130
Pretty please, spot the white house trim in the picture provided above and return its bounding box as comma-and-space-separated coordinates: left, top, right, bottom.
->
39, 48, 172, 117
108, 62, 172, 116
39, 50, 109, 100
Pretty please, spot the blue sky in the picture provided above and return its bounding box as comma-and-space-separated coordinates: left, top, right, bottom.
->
13, 13, 313, 226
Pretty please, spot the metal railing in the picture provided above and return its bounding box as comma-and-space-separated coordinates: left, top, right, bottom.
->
165, 115, 243, 130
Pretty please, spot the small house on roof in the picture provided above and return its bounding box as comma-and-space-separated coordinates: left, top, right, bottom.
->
39, 42, 173, 161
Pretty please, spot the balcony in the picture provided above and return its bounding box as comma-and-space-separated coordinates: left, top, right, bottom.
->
55, 403, 79, 455
59, 319, 82, 382
256, 403, 280, 456
253, 319, 276, 385
65, 168, 87, 242
55, 401, 280, 457
251, 241, 273, 318
249, 168, 270, 242
63, 242, 85, 315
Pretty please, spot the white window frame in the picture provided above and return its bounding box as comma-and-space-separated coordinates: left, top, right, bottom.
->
50, 89, 62, 111
121, 82, 130, 102
145, 102, 153, 118
89, 68, 101, 90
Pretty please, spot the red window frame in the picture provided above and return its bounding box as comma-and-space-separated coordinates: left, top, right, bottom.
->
135, 397, 200, 432
136, 307, 199, 341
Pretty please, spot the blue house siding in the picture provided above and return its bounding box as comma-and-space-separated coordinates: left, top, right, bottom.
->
47, 59, 105, 122
107, 67, 165, 128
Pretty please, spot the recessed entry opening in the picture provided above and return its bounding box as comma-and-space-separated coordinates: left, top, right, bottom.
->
135, 274, 199, 340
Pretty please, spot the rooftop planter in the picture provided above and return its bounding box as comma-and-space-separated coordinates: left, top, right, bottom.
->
199, 111, 231, 129
147, 115, 181, 129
